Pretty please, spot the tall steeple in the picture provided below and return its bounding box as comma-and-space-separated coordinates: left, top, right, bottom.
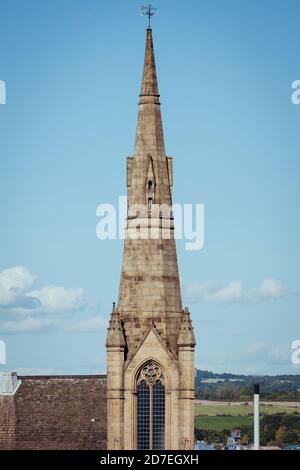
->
117, 26, 182, 358
130, 27, 170, 207
106, 25, 196, 451
140, 28, 160, 102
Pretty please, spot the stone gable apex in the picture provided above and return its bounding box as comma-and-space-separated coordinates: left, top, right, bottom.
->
124, 324, 177, 374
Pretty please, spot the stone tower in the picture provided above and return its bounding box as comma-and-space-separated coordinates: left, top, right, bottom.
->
106, 26, 196, 450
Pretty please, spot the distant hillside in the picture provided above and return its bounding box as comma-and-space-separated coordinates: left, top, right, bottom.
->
195, 370, 300, 401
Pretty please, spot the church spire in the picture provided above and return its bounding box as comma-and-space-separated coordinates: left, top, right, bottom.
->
133, 26, 166, 186
106, 21, 196, 451
117, 26, 182, 357
139, 28, 160, 104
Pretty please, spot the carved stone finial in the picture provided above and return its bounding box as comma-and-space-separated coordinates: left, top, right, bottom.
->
177, 307, 196, 347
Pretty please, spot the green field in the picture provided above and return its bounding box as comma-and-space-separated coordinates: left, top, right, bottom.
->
195, 403, 299, 431
195, 415, 253, 431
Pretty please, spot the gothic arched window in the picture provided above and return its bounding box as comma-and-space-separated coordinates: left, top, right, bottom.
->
136, 361, 165, 450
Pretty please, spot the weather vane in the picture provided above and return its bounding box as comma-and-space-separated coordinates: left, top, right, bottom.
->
141, 4, 158, 28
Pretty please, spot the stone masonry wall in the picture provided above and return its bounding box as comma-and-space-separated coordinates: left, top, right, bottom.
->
0, 395, 16, 449
1, 375, 107, 450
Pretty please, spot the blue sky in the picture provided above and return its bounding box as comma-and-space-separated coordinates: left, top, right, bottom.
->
0, 0, 299, 376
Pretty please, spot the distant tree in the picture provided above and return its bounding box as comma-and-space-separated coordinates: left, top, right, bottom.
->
275, 426, 287, 446
195, 369, 300, 401
240, 434, 249, 446
284, 430, 300, 444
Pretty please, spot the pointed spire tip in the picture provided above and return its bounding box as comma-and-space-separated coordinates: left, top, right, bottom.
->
139, 25, 160, 104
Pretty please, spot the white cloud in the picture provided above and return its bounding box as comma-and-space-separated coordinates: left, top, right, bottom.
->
0, 317, 57, 334
244, 341, 291, 365
0, 266, 36, 306
198, 341, 294, 375
257, 278, 284, 299
268, 344, 292, 365
184, 280, 244, 304
210, 281, 243, 303
184, 278, 287, 305
245, 341, 268, 356
27, 286, 85, 313
66, 316, 107, 332
0, 266, 87, 334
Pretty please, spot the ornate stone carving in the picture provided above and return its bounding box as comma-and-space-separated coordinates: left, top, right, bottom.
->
137, 361, 164, 386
